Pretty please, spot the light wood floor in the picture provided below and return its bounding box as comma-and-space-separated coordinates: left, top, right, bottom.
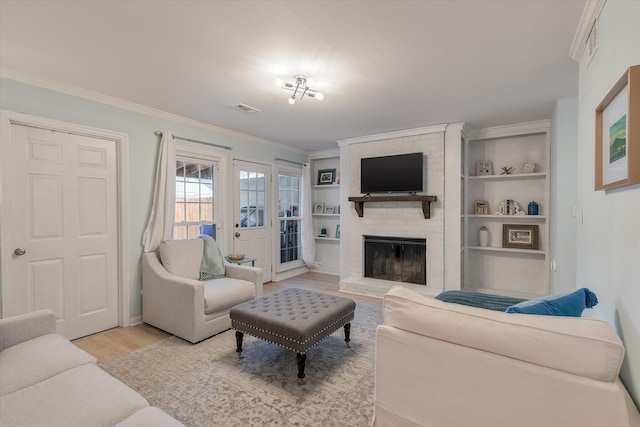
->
73, 272, 381, 364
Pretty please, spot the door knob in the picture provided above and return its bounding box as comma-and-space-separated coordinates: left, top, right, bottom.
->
14, 248, 26, 256
235, 232, 241, 238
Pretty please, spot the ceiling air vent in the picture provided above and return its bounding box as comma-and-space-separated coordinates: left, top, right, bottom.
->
232, 103, 261, 114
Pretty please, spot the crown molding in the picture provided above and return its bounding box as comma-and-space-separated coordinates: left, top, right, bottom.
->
337, 123, 449, 147
0, 68, 308, 155
308, 147, 340, 160
569, 0, 606, 61
445, 121, 468, 140
466, 119, 550, 141
446, 122, 466, 133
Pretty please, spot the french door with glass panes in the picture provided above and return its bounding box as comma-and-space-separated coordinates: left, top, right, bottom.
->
278, 169, 302, 268
233, 160, 271, 276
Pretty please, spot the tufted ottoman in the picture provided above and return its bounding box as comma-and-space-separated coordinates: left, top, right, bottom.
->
229, 288, 356, 383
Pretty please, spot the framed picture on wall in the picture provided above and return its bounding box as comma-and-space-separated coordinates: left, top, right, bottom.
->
595, 65, 640, 191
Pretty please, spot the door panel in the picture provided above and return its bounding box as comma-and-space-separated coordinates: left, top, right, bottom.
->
30, 258, 65, 318
79, 253, 108, 314
233, 160, 272, 277
31, 174, 64, 237
1, 123, 119, 339
78, 178, 107, 235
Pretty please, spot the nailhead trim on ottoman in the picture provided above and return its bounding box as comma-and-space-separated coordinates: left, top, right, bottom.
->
230, 288, 356, 354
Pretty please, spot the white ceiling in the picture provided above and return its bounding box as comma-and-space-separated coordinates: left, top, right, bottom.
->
0, 0, 586, 151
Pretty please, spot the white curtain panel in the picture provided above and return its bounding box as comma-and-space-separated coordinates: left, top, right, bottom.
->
301, 164, 317, 268
142, 130, 176, 252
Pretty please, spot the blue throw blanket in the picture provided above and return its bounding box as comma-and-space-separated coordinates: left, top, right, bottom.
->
198, 235, 225, 280
505, 288, 598, 317
436, 288, 599, 318
435, 290, 525, 312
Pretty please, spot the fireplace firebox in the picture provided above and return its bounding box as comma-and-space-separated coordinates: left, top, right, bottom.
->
363, 235, 426, 285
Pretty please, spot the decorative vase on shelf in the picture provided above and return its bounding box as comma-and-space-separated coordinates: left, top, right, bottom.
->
479, 226, 489, 247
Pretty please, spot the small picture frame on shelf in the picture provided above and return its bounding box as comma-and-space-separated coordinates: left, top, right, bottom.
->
474, 200, 489, 215
324, 206, 335, 214
317, 169, 336, 185
476, 160, 493, 176
314, 203, 324, 214
335, 224, 341, 239
502, 224, 539, 250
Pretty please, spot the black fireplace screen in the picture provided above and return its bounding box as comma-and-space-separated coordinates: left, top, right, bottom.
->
363, 235, 426, 285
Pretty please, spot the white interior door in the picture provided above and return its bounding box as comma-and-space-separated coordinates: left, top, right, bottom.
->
1, 122, 119, 340
233, 160, 272, 277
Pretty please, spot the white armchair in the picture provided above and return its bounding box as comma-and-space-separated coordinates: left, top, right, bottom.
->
142, 238, 263, 343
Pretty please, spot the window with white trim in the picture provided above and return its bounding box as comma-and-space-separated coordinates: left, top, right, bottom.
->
174, 158, 216, 239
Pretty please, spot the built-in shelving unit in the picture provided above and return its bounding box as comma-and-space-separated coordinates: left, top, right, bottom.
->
468, 172, 546, 181
462, 120, 550, 299
467, 246, 546, 255
467, 214, 547, 220
312, 184, 340, 189
310, 152, 341, 275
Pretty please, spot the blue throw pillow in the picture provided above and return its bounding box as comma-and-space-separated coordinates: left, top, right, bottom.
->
505, 288, 598, 317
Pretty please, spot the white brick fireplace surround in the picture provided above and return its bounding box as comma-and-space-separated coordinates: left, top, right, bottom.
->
337, 123, 464, 298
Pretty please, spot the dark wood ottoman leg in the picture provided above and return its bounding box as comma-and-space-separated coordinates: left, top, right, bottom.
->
344, 322, 351, 348
296, 353, 306, 384
235, 331, 244, 357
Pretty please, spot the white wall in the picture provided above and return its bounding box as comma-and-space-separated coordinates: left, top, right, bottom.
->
0, 77, 307, 319
575, 1, 640, 408
550, 97, 578, 294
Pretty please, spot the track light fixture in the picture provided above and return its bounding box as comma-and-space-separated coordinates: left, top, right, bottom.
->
275, 75, 324, 105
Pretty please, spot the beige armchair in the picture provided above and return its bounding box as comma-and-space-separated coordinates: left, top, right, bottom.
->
142, 238, 263, 343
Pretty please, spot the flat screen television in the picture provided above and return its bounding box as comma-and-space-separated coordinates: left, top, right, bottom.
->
361, 152, 423, 194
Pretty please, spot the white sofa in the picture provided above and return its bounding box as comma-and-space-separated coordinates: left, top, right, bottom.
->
0, 309, 183, 427
142, 238, 263, 343
373, 286, 640, 427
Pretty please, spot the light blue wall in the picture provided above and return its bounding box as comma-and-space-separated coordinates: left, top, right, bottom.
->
0, 77, 307, 318
550, 97, 578, 294
575, 1, 640, 408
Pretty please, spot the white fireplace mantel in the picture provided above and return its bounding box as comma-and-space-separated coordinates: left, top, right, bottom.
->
347, 195, 438, 218
337, 123, 464, 299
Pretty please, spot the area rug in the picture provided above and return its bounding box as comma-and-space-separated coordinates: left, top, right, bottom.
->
102, 301, 383, 427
